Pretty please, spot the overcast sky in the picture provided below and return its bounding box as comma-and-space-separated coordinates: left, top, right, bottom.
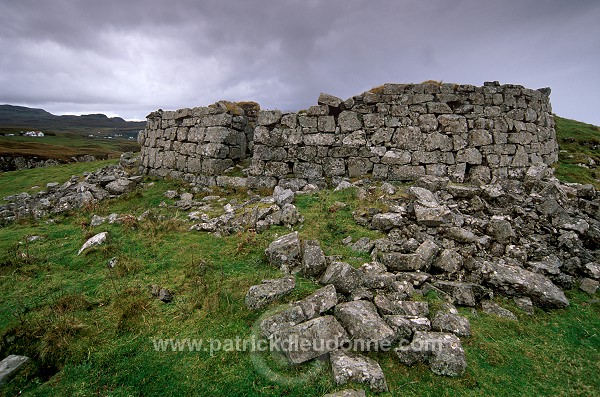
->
1, 0, 599, 125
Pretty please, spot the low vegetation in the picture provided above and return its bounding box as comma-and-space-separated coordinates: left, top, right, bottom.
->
0, 115, 598, 396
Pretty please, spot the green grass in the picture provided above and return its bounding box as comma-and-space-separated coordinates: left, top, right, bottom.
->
0, 134, 139, 161
554, 115, 600, 188
0, 159, 118, 198
0, 117, 599, 396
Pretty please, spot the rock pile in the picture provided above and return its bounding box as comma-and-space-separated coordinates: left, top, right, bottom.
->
246, 164, 599, 392
0, 163, 141, 224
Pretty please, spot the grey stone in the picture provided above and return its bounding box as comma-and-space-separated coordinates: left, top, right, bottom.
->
513, 297, 534, 315
374, 294, 429, 317
0, 355, 30, 386
434, 249, 462, 273
433, 281, 483, 307
584, 262, 600, 280
330, 350, 388, 392
444, 227, 478, 243
395, 331, 467, 376
334, 300, 396, 350
431, 312, 471, 336
384, 315, 431, 341
484, 262, 569, 308
265, 232, 302, 273
77, 232, 108, 256
579, 278, 599, 295
414, 204, 453, 226
277, 315, 348, 364
273, 186, 295, 206
318, 93, 343, 108
481, 301, 518, 320
105, 178, 135, 194
349, 237, 375, 253
245, 276, 296, 310
257, 110, 282, 126
323, 390, 366, 397
339, 111, 362, 132
321, 261, 359, 293
301, 240, 328, 277
487, 217, 515, 244
371, 212, 403, 231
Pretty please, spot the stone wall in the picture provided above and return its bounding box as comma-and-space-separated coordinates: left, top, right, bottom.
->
139, 101, 252, 184
139, 81, 558, 188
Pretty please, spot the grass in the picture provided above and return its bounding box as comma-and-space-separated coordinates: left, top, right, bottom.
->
554, 115, 600, 188
0, 116, 598, 396
0, 134, 139, 161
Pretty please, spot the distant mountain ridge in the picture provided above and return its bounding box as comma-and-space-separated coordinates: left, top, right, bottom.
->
0, 104, 145, 133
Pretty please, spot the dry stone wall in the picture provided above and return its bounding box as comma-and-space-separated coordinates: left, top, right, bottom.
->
139, 82, 558, 188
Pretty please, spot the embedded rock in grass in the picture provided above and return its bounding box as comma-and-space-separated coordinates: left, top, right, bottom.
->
481, 301, 518, 320
579, 278, 599, 295
349, 237, 375, 253
77, 232, 108, 256
265, 232, 302, 273
433, 281, 488, 307
483, 262, 569, 308
384, 315, 431, 341
245, 276, 296, 310
431, 312, 472, 336
330, 350, 388, 392
277, 315, 348, 364
395, 331, 467, 377
323, 390, 366, 397
149, 284, 174, 303
334, 300, 395, 351
0, 355, 30, 386
105, 177, 136, 195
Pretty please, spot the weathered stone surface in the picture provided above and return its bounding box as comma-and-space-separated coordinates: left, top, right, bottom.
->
414, 204, 453, 226
0, 355, 30, 386
431, 312, 471, 336
481, 301, 518, 320
321, 262, 359, 293
77, 232, 108, 255
323, 389, 366, 397
277, 315, 348, 364
265, 232, 302, 272
579, 277, 599, 295
384, 315, 431, 341
330, 350, 388, 392
374, 297, 429, 317
245, 276, 296, 310
371, 212, 403, 231
433, 281, 484, 307
334, 300, 395, 350
395, 331, 467, 376
301, 240, 327, 277
318, 93, 344, 108
484, 262, 569, 308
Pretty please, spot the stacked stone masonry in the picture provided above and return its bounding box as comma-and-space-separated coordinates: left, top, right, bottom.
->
139, 82, 558, 188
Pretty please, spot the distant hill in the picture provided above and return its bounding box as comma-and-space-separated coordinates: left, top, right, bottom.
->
0, 104, 146, 135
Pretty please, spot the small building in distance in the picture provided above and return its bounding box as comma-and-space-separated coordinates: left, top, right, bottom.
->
23, 130, 44, 137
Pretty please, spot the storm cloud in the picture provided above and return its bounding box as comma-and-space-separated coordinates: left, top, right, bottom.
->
0, 0, 598, 124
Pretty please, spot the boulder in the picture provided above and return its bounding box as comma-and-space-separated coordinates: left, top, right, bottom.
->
321, 262, 359, 293
277, 315, 348, 364
0, 354, 30, 386
414, 204, 453, 226
431, 312, 471, 336
481, 301, 518, 320
395, 331, 467, 376
330, 350, 388, 392
384, 315, 431, 341
433, 281, 487, 307
334, 300, 395, 351
105, 178, 135, 194
371, 213, 403, 231
245, 277, 296, 310
579, 278, 599, 295
77, 232, 108, 256
484, 262, 569, 308
374, 296, 429, 317
300, 240, 328, 277
265, 232, 302, 273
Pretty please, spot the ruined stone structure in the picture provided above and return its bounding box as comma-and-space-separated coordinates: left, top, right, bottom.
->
139, 81, 558, 189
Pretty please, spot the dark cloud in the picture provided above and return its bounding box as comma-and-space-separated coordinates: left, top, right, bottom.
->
0, 0, 598, 124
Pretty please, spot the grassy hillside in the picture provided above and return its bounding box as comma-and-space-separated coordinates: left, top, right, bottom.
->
0, 134, 140, 162
0, 160, 598, 396
554, 116, 600, 188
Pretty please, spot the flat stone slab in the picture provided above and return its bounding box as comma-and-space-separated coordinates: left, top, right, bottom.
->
374, 295, 429, 317
396, 331, 467, 377
334, 300, 395, 351
484, 262, 569, 308
277, 315, 348, 364
431, 312, 471, 337
323, 389, 366, 397
245, 276, 296, 310
0, 355, 30, 386
330, 350, 388, 392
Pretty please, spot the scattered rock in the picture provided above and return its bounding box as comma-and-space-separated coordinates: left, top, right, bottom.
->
579, 278, 599, 295
330, 350, 388, 392
323, 390, 366, 397
265, 232, 302, 273
395, 331, 467, 377
77, 232, 108, 255
334, 300, 395, 350
149, 284, 174, 303
245, 277, 296, 310
481, 301, 518, 320
0, 354, 30, 386
431, 312, 472, 337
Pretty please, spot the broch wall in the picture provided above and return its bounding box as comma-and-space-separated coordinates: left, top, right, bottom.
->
138, 81, 558, 189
